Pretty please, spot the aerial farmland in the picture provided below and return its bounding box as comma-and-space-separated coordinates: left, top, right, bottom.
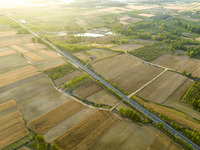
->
0, 0, 200, 150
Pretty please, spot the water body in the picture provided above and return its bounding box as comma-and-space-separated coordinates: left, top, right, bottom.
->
75, 33, 105, 37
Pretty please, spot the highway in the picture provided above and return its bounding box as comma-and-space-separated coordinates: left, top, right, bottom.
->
2, 11, 200, 150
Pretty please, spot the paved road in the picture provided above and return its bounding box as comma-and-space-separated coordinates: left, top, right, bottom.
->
2, 11, 199, 150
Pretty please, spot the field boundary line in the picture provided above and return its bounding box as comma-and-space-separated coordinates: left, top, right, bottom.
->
110, 101, 122, 110
128, 68, 168, 98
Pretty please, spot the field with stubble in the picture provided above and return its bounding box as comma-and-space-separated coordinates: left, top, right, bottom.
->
152, 54, 200, 77
92, 54, 163, 93
0, 100, 29, 150
137, 71, 187, 103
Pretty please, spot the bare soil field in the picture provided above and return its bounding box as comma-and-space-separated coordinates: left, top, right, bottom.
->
34, 57, 67, 71
53, 110, 120, 150
127, 5, 159, 10
0, 25, 14, 32
44, 107, 97, 142
28, 99, 85, 134
54, 71, 82, 86
0, 31, 17, 37
0, 34, 32, 47
0, 54, 29, 74
196, 37, 200, 41
23, 43, 47, 51
0, 111, 29, 149
90, 120, 158, 150
147, 131, 182, 150
137, 71, 187, 103
73, 81, 103, 98
110, 44, 143, 52
92, 54, 163, 93
0, 65, 40, 88
152, 54, 200, 77
87, 90, 119, 106
0, 50, 16, 57
139, 13, 155, 17
73, 52, 91, 62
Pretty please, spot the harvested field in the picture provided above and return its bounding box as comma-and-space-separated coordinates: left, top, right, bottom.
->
137, 71, 187, 103
0, 50, 16, 57
147, 131, 182, 150
0, 65, 39, 88
73, 81, 103, 98
73, 52, 91, 62
139, 13, 155, 17
90, 120, 158, 150
92, 54, 163, 93
87, 90, 119, 106
24, 52, 45, 62
110, 44, 143, 52
0, 111, 29, 150
0, 100, 16, 113
87, 43, 115, 48
35, 57, 67, 71
163, 79, 200, 120
28, 99, 85, 134
0, 34, 32, 47
152, 54, 200, 77
127, 5, 159, 10
11, 45, 28, 53
39, 50, 59, 58
23, 43, 47, 51
44, 107, 97, 142
196, 37, 200, 41
0, 31, 16, 37
0, 54, 29, 74
88, 49, 119, 62
53, 110, 120, 150
54, 71, 82, 86
119, 17, 142, 24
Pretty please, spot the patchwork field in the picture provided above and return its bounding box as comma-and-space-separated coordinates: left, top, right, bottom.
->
0, 65, 40, 88
139, 13, 155, 17
90, 120, 158, 150
53, 110, 120, 150
110, 44, 143, 52
92, 54, 163, 93
119, 17, 142, 25
0, 49, 16, 57
152, 54, 200, 77
137, 71, 187, 103
0, 100, 29, 150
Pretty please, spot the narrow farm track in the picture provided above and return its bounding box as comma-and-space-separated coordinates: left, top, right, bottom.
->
2, 11, 199, 150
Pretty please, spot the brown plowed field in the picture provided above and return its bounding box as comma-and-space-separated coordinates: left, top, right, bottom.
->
147, 131, 182, 150
11, 45, 28, 53
24, 52, 44, 62
152, 54, 200, 77
0, 65, 39, 88
137, 71, 187, 103
39, 50, 58, 58
53, 110, 120, 150
28, 99, 85, 134
23, 43, 47, 51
